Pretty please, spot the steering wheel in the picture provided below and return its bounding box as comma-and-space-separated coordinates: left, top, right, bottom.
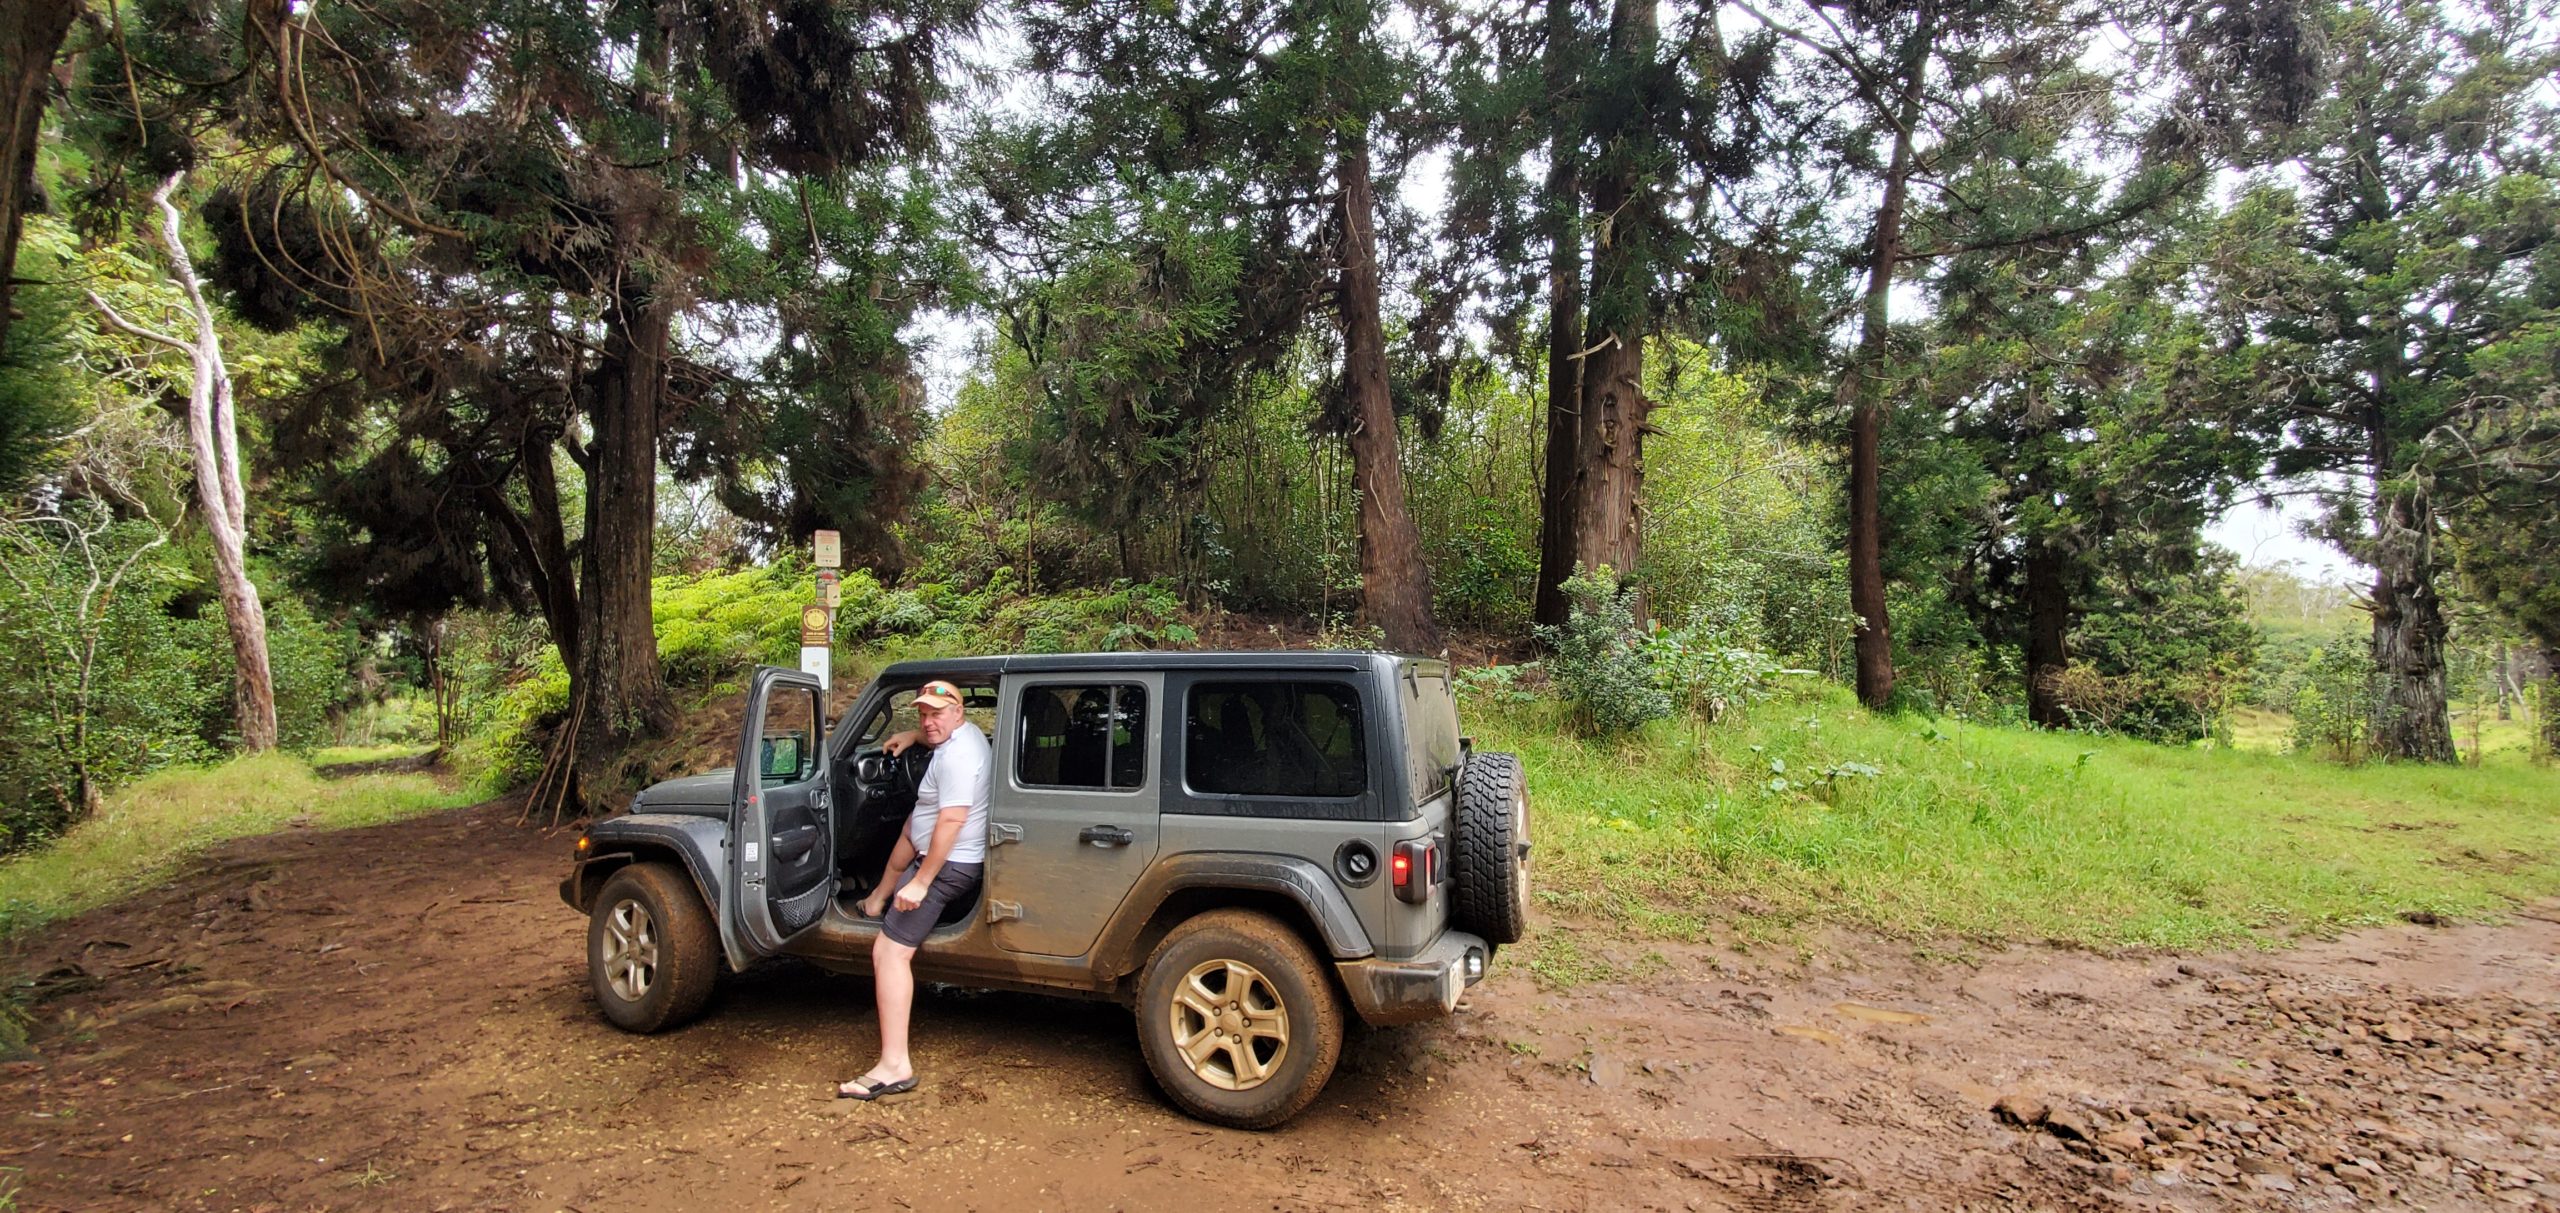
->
853, 747, 922, 794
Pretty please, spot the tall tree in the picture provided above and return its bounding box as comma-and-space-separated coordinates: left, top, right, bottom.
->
986, 0, 1441, 650
83, 0, 973, 800
0, 0, 78, 354
2199, 0, 2558, 760
88, 172, 275, 751
1432, 0, 1783, 627
1748, 0, 2311, 708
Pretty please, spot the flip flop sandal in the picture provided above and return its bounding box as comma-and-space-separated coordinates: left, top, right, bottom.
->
834, 1076, 918, 1101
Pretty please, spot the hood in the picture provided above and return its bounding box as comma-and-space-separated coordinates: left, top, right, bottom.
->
630, 769, 734, 817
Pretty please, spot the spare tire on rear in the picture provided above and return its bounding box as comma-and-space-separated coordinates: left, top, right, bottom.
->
1450, 751, 1530, 944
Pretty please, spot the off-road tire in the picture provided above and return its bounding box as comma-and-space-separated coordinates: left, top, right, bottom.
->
587, 862, 719, 1033
1135, 909, 1345, 1129
1451, 751, 1530, 944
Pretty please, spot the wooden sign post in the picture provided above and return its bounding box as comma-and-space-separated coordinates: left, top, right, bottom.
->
802, 526, 839, 690
799, 603, 832, 691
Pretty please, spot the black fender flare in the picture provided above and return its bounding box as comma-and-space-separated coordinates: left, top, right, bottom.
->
561, 814, 728, 923
1093, 852, 1375, 980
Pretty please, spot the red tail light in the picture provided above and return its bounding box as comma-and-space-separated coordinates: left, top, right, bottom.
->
1392, 839, 1433, 904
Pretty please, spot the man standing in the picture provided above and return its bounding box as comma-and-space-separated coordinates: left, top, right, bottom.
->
835, 679, 989, 1099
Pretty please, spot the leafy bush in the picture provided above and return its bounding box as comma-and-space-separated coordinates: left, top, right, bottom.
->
1433, 514, 1537, 630
449, 649, 571, 798
2066, 552, 2257, 744
653, 560, 866, 684
1453, 661, 1541, 705
1642, 601, 1782, 723
984, 580, 1197, 652
2288, 634, 2382, 763
0, 515, 214, 851
176, 589, 358, 751
1535, 566, 1672, 737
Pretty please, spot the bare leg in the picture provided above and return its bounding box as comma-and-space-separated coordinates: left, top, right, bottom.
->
845, 932, 919, 1089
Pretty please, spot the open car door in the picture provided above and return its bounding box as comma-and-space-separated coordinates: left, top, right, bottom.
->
728, 665, 835, 958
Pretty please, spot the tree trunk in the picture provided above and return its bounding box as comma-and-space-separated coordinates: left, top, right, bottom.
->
99, 174, 277, 750
0, 0, 76, 351
2024, 542, 2071, 728
2494, 640, 2512, 721
1842, 0, 1934, 711
571, 281, 676, 802
2542, 643, 2559, 760
1336, 127, 1439, 654
2368, 470, 2454, 762
1565, 0, 1658, 617
1532, 0, 1584, 631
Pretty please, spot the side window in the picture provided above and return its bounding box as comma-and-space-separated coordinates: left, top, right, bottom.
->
757, 684, 822, 785
1016, 684, 1148, 791
856, 683, 999, 746
1185, 681, 1366, 798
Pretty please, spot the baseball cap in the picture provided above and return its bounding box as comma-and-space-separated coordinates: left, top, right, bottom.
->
914, 679, 963, 711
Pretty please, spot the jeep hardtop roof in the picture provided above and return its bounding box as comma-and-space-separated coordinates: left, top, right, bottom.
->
875, 650, 1449, 681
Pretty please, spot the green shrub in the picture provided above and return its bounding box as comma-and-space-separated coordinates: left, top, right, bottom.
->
653, 561, 858, 684
0, 515, 214, 851
984, 580, 1197, 652
449, 649, 571, 798
1433, 514, 1537, 630
1643, 602, 1781, 723
2288, 634, 2382, 763
1535, 566, 1671, 737
176, 589, 359, 751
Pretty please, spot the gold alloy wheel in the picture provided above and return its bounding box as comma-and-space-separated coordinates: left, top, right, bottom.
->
601, 897, 659, 1002
1168, 958, 1290, 1091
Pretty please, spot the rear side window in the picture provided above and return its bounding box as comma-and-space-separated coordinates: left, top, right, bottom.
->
1186, 681, 1366, 798
1016, 684, 1148, 790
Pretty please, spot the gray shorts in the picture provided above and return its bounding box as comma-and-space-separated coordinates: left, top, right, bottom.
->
879, 860, 983, 948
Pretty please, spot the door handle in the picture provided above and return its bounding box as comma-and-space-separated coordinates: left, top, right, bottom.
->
1078, 825, 1135, 848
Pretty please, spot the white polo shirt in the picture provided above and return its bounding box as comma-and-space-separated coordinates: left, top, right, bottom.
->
910, 721, 993, 865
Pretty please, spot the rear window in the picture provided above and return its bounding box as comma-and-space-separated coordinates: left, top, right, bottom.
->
1402, 667, 1461, 804
1185, 681, 1367, 798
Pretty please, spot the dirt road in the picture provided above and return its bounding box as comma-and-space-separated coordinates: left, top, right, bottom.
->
3, 796, 2555, 1211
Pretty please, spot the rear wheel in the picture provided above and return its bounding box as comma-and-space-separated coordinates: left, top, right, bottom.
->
1451, 751, 1531, 944
587, 862, 719, 1033
1135, 909, 1344, 1129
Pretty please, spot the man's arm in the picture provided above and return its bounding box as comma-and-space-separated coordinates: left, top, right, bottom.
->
862, 835, 919, 914
894, 807, 970, 911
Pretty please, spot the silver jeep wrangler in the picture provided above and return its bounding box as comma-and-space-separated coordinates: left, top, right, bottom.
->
560, 651, 1531, 1127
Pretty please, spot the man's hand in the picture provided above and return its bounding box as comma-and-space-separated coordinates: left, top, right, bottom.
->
858, 890, 889, 918
882, 728, 923, 757
893, 877, 932, 912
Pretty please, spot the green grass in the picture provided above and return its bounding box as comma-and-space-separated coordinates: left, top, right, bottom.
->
307, 742, 441, 767
1481, 683, 2560, 951
0, 751, 474, 942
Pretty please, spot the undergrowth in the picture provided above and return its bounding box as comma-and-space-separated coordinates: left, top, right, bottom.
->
0, 752, 471, 944
1477, 681, 2560, 952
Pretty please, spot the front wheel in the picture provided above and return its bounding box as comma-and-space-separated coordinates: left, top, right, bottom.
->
1134, 909, 1345, 1129
587, 862, 719, 1033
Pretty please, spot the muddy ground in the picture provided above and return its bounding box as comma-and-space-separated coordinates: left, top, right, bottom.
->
2, 796, 2555, 1212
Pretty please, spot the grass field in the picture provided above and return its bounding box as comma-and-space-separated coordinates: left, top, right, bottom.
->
1478, 683, 2560, 953
0, 751, 473, 942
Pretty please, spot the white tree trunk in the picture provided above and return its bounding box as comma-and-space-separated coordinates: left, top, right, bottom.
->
91, 172, 277, 751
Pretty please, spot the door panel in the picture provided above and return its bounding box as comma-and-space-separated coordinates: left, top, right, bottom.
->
987, 675, 1162, 958
730, 666, 834, 957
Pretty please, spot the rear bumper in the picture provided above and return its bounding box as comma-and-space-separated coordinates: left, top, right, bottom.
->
1336, 930, 1489, 1027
